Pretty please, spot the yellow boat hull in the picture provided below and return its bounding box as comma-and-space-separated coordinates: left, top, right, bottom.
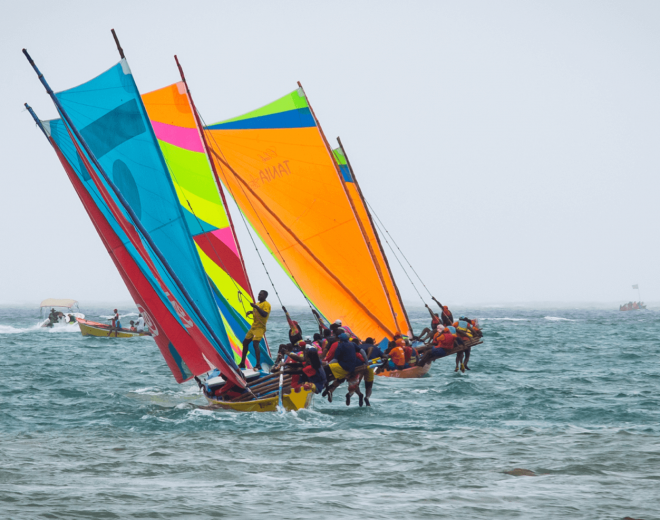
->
78, 318, 151, 338
205, 386, 314, 412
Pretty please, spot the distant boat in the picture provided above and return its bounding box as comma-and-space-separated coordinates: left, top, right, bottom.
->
620, 302, 647, 311
39, 299, 84, 328
78, 318, 151, 338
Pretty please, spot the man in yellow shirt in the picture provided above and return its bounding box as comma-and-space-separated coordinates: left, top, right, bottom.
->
239, 290, 271, 371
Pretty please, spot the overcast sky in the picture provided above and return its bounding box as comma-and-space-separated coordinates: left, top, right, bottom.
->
1, 1, 659, 307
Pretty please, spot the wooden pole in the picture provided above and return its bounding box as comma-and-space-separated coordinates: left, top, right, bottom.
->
209, 149, 396, 338
337, 137, 414, 336
111, 29, 125, 59
297, 82, 400, 333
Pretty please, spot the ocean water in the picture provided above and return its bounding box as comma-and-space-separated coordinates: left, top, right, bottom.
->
1, 305, 658, 519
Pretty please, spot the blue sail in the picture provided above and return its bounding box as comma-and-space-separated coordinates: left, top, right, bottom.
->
51, 59, 236, 369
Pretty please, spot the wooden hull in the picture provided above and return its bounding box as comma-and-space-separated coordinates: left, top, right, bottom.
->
205, 386, 314, 412
78, 318, 151, 338
376, 363, 432, 379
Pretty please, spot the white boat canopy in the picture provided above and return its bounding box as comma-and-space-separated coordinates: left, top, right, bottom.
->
40, 298, 78, 308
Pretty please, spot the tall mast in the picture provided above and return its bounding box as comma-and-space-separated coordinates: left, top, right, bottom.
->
297, 81, 401, 333
22, 48, 243, 383
174, 55, 256, 301
337, 137, 413, 335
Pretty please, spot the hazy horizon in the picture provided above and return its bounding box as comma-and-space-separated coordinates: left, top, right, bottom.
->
2, 1, 658, 308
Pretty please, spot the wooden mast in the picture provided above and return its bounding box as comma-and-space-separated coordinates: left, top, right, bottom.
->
336, 137, 413, 335
297, 82, 401, 334
174, 55, 256, 302
209, 149, 397, 338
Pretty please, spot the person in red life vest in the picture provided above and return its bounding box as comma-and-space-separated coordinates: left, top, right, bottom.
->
417, 326, 460, 366
299, 348, 327, 394
431, 297, 454, 326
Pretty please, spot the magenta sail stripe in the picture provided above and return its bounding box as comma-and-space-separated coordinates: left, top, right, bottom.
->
211, 228, 239, 258
151, 121, 204, 153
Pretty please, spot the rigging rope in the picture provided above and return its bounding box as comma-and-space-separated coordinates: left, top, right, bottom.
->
366, 200, 436, 300
159, 150, 251, 317
370, 213, 426, 306
197, 110, 318, 317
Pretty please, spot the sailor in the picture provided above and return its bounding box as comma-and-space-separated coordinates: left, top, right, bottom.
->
112, 309, 121, 330
330, 320, 343, 335
418, 326, 457, 366
386, 338, 406, 371
129, 320, 137, 332
48, 308, 57, 326
322, 328, 337, 357
454, 316, 481, 370
239, 290, 271, 371
300, 348, 327, 394
325, 332, 358, 402
283, 306, 303, 345
364, 337, 383, 361
136, 313, 145, 332
311, 333, 324, 354
432, 297, 454, 326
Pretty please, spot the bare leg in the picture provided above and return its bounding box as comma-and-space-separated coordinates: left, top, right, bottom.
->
239, 337, 251, 368
253, 340, 261, 368
464, 347, 471, 370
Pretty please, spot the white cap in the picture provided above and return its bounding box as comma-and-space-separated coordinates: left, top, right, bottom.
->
334, 319, 342, 325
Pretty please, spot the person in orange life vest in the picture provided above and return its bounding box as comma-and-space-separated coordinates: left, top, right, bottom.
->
418, 326, 458, 366
240, 290, 271, 371
283, 306, 303, 346
385, 337, 406, 371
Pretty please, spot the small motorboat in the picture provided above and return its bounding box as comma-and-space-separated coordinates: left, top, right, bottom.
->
78, 318, 151, 338
39, 299, 84, 327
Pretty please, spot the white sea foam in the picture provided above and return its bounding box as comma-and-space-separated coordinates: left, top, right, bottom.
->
0, 325, 29, 334
479, 318, 529, 321
544, 316, 576, 322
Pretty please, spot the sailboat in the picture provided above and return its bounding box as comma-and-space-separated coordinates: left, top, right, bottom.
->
202, 85, 483, 377
23, 37, 313, 411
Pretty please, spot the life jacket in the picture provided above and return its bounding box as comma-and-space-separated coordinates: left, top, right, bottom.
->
438, 331, 455, 349
403, 345, 413, 363
456, 320, 469, 333
390, 346, 405, 366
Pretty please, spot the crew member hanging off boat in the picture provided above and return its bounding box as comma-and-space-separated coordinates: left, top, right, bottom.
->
239, 290, 271, 371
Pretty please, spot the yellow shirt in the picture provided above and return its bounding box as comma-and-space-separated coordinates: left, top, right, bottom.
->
251, 301, 271, 329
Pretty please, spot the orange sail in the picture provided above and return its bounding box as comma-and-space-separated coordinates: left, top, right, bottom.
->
204, 87, 410, 340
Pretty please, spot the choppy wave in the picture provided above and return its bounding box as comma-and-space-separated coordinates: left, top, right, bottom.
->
1, 306, 658, 519
480, 317, 529, 321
